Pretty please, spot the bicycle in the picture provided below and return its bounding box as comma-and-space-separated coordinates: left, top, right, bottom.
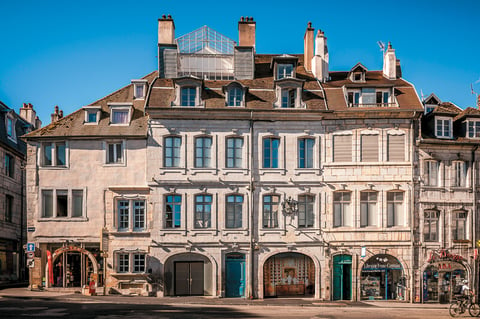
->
449, 292, 480, 317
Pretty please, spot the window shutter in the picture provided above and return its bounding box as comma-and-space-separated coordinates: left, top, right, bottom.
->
360, 202, 368, 227
361, 135, 378, 162
387, 135, 405, 161
387, 203, 394, 227
333, 135, 352, 162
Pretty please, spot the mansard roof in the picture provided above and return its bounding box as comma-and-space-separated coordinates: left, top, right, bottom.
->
24, 71, 157, 139
454, 107, 480, 121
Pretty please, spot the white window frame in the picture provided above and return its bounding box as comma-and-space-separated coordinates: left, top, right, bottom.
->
132, 79, 147, 100
298, 137, 315, 169
6, 113, 17, 143
277, 63, 294, 79
435, 116, 452, 138
172, 79, 203, 108
452, 160, 468, 188
452, 210, 468, 241
163, 136, 182, 168
387, 191, 404, 227
40, 188, 86, 219
424, 210, 439, 242
360, 191, 377, 227
262, 194, 280, 228
225, 194, 243, 229
109, 104, 132, 125
115, 198, 146, 232
40, 141, 68, 168
165, 194, 182, 228
226, 136, 243, 169
227, 86, 245, 107
82, 106, 101, 125
297, 194, 314, 228
104, 140, 126, 166
116, 252, 147, 274
424, 160, 439, 187
467, 120, 480, 138
333, 191, 352, 227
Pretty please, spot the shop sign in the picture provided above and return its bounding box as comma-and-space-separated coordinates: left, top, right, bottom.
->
427, 249, 463, 263
54, 245, 86, 256
429, 261, 461, 270
363, 263, 402, 270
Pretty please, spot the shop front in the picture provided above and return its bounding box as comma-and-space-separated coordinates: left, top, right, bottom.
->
263, 252, 315, 297
360, 254, 405, 301
46, 244, 102, 289
422, 250, 467, 303
0, 239, 19, 283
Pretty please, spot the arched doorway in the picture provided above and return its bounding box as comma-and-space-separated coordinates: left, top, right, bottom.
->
360, 254, 405, 301
225, 253, 245, 298
423, 263, 467, 303
333, 254, 352, 300
263, 252, 315, 297
164, 253, 213, 296
49, 245, 100, 288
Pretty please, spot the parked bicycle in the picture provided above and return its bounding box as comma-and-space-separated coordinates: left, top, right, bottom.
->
449, 292, 480, 317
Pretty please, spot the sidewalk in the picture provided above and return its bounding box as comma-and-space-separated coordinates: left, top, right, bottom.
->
0, 287, 449, 309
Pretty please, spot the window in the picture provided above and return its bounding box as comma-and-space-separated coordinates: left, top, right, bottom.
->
453, 211, 467, 240
387, 134, 405, 162
165, 195, 181, 228
298, 195, 314, 228
118, 253, 129, 273
41, 142, 67, 167
376, 91, 390, 106
226, 195, 243, 228
5, 195, 13, 223
277, 64, 293, 79
117, 253, 146, 273
194, 194, 212, 228
41, 189, 84, 218
361, 135, 378, 162
347, 91, 360, 107
333, 135, 352, 162
116, 199, 146, 231
468, 121, 480, 138
164, 136, 181, 167
387, 192, 404, 227
227, 87, 243, 107
424, 160, 439, 187
195, 137, 212, 168
263, 137, 279, 168
436, 117, 452, 138
452, 161, 468, 187
263, 195, 279, 228
347, 89, 393, 107
106, 141, 124, 164
281, 89, 296, 108
5, 153, 14, 178
6, 115, 16, 141
298, 138, 314, 168
133, 82, 146, 100
333, 192, 351, 227
360, 192, 377, 227
181, 87, 196, 106
424, 211, 439, 242
133, 254, 146, 273
111, 108, 130, 124
226, 137, 243, 168
87, 111, 97, 123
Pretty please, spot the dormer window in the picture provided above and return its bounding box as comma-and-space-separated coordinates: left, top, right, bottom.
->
274, 78, 304, 109
5, 113, 16, 142
83, 106, 101, 125
348, 63, 367, 82
109, 104, 132, 125
277, 64, 294, 79
467, 120, 480, 138
132, 80, 147, 100
435, 116, 452, 138
281, 89, 296, 108
346, 88, 393, 107
352, 72, 364, 82
223, 82, 247, 107
173, 77, 203, 108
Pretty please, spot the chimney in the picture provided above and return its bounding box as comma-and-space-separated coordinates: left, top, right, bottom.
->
312, 29, 329, 82
238, 17, 256, 49
383, 42, 397, 79
35, 116, 42, 129
51, 105, 62, 123
158, 14, 175, 45
19, 102, 38, 128
477, 95, 480, 109
303, 22, 314, 72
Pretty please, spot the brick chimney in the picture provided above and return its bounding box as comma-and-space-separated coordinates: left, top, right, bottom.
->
312, 29, 329, 82
303, 22, 314, 72
158, 14, 175, 45
383, 42, 397, 79
19, 102, 38, 129
51, 105, 63, 123
238, 17, 256, 50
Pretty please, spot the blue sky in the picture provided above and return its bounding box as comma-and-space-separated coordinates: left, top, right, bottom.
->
1, 0, 479, 124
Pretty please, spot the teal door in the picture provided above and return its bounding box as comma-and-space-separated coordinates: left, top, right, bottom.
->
333, 255, 352, 300
225, 253, 245, 297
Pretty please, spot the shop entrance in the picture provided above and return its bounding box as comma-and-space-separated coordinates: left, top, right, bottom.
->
263, 252, 315, 297
423, 265, 466, 303
225, 253, 245, 298
333, 254, 352, 300
360, 254, 405, 300
50, 245, 101, 289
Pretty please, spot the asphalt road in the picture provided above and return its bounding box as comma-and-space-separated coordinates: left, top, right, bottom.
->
0, 296, 453, 319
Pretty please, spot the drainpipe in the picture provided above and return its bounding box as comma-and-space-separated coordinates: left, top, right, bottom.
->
20, 162, 25, 282
472, 146, 478, 299
249, 111, 255, 299
410, 112, 417, 303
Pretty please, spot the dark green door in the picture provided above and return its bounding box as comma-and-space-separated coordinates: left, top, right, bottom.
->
333, 255, 352, 300
225, 253, 245, 297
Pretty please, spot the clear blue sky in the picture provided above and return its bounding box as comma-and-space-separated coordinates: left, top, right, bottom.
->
1, 0, 479, 125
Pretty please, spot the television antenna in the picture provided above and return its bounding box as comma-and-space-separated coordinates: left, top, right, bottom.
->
377, 41, 385, 54
472, 80, 480, 108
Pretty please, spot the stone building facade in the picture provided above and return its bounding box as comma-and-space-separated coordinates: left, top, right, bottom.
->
25, 16, 476, 303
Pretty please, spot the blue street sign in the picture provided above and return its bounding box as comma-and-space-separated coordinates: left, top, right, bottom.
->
27, 243, 35, 252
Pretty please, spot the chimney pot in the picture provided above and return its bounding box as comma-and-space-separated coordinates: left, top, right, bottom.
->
304, 21, 315, 72
167, 14, 172, 19
162, 14, 166, 19
28, 103, 33, 108
308, 21, 312, 29
54, 105, 59, 114
240, 16, 244, 22
59, 110, 63, 118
